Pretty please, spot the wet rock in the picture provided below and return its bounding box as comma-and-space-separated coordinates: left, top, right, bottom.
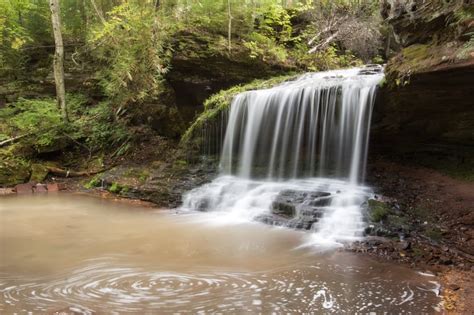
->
358, 65, 383, 75
299, 207, 325, 220
97, 159, 218, 208
287, 218, 314, 230
271, 201, 296, 217
268, 189, 333, 230
255, 214, 288, 227
15, 183, 34, 194
34, 184, 48, 193
308, 197, 332, 207
47, 183, 59, 192
196, 198, 210, 211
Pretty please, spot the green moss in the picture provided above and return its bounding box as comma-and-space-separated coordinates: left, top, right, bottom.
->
367, 199, 391, 222
108, 182, 122, 193
0, 153, 31, 186
107, 181, 131, 195
84, 176, 101, 189
174, 160, 187, 167
29, 163, 49, 183
403, 44, 430, 63
120, 186, 130, 194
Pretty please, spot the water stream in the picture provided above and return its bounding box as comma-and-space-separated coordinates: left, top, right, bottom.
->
182, 67, 383, 245
0, 195, 441, 313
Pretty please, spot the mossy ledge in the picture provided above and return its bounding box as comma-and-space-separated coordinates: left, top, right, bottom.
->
180, 73, 300, 151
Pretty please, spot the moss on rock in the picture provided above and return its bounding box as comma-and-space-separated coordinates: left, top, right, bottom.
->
29, 163, 49, 183
367, 199, 391, 222
383, 0, 474, 87
0, 153, 31, 186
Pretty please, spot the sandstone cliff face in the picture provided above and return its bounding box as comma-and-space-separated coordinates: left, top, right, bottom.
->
372, 0, 474, 170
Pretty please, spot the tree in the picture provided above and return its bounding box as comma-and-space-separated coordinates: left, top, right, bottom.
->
49, 0, 68, 122
305, 0, 382, 62
227, 0, 232, 53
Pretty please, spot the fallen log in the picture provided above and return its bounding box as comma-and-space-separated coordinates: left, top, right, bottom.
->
46, 166, 109, 177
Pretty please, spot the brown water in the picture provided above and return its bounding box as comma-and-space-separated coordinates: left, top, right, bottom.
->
1, 194, 441, 314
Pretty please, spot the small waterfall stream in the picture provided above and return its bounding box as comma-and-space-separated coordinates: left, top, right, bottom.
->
182, 67, 384, 247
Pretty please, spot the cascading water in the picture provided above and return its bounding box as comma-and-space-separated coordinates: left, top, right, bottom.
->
181, 67, 384, 247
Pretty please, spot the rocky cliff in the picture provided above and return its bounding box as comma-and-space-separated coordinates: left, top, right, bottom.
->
372, 0, 474, 176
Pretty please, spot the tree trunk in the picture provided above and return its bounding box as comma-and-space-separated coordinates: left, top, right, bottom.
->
49, 0, 69, 122
227, 0, 232, 54
90, 0, 106, 24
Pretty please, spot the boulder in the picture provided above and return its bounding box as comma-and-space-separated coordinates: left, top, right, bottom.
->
268, 189, 333, 230
15, 183, 34, 194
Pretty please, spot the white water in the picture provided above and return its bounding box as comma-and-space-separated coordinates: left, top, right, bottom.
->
182, 67, 384, 247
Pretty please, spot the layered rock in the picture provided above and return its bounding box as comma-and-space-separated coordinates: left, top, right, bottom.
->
373, 0, 474, 171
256, 190, 332, 230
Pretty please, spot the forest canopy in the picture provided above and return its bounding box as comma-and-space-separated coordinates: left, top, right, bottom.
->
1, 0, 384, 80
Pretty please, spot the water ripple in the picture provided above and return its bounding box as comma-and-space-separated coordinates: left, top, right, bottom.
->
0, 258, 440, 314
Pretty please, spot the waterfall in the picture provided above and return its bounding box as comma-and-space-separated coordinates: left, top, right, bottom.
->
181, 67, 384, 247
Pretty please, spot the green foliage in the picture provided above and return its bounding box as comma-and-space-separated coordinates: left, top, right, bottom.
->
108, 182, 122, 193
107, 181, 130, 194
84, 176, 101, 189
0, 152, 31, 186
367, 199, 390, 222
72, 100, 131, 153
0, 0, 52, 77
0, 98, 66, 152
372, 55, 384, 64
0, 94, 132, 155
88, 3, 174, 107
242, 3, 294, 63
244, 32, 288, 64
